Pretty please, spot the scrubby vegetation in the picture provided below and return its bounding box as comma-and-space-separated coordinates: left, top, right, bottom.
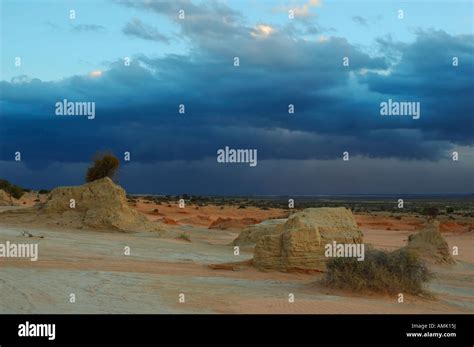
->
177, 233, 191, 242
0, 178, 26, 200
120, 194, 474, 220
324, 248, 431, 295
422, 206, 439, 219
86, 152, 120, 182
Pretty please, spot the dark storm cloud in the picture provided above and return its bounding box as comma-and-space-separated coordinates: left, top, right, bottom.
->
1, 0, 472, 186
2, 156, 473, 195
362, 29, 474, 145
1, 26, 472, 167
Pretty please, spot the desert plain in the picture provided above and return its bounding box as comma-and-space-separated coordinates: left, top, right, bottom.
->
0, 180, 473, 314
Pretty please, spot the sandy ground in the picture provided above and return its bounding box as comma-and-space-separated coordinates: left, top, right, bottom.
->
132, 198, 289, 228
0, 202, 473, 314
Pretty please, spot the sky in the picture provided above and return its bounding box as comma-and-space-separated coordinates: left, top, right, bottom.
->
0, 0, 473, 195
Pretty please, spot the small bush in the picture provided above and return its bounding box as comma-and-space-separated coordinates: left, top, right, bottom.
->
324, 248, 431, 295
0, 179, 25, 200
0, 179, 10, 191
85, 152, 120, 182
8, 185, 25, 199
422, 207, 439, 219
177, 233, 191, 242
446, 207, 454, 214
38, 189, 50, 194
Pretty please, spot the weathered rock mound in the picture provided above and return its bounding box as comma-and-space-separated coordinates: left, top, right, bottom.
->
41, 177, 162, 232
0, 189, 12, 206
233, 219, 286, 246
254, 207, 363, 272
406, 221, 455, 264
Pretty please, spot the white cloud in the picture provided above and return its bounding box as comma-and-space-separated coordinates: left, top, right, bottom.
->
251, 24, 275, 38
89, 70, 103, 78
275, 0, 322, 18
